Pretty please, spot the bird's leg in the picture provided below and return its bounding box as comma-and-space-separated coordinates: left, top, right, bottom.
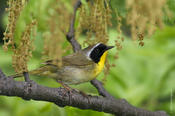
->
56, 81, 90, 103
61, 83, 71, 91
57, 81, 74, 104
57, 81, 72, 95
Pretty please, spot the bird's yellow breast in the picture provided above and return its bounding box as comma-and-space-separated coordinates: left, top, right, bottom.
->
93, 51, 108, 77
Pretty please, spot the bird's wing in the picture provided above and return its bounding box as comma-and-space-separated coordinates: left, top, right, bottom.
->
62, 52, 94, 66
42, 52, 94, 67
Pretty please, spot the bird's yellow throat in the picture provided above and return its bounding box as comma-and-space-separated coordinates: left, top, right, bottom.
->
94, 51, 108, 76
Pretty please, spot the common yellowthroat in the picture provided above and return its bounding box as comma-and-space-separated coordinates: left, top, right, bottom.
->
12, 43, 114, 85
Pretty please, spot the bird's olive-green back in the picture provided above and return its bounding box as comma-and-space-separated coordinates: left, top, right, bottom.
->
44, 51, 94, 67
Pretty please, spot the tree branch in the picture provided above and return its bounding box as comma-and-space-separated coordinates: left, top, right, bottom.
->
0, 69, 168, 116
66, 0, 82, 52
23, 72, 30, 82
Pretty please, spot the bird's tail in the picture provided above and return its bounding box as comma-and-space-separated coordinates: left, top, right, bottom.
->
10, 66, 55, 78
10, 73, 23, 78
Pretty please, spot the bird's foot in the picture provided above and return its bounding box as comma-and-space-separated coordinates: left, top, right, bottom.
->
79, 90, 90, 103
57, 81, 73, 96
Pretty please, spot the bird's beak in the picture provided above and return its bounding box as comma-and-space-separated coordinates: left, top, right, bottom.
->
106, 46, 114, 50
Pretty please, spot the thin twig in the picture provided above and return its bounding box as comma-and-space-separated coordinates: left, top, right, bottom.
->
90, 79, 114, 99
23, 72, 30, 82
66, 0, 82, 52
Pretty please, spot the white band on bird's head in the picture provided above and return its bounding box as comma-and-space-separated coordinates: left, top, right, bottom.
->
86, 43, 101, 60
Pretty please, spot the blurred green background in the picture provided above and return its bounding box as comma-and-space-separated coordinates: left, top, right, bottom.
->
0, 0, 175, 116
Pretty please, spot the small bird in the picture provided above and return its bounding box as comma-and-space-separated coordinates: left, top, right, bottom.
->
11, 43, 114, 86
